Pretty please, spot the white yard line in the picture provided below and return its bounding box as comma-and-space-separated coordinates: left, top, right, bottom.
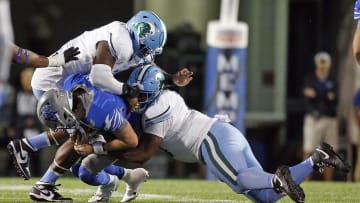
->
0, 184, 248, 203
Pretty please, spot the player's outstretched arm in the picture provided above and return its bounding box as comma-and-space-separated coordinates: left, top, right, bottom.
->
109, 133, 163, 164
12, 44, 80, 67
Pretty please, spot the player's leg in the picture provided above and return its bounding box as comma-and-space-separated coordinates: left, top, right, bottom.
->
7, 129, 69, 179
245, 140, 350, 203
200, 121, 304, 202
74, 154, 117, 186
73, 154, 148, 202
29, 138, 78, 202
244, 158, 314, 203
106, 165, 149, 202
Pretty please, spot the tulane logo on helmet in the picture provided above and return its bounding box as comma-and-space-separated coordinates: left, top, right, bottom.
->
155, 72, 165, 87
133, 22, 156, 41
127, 10, 167, 65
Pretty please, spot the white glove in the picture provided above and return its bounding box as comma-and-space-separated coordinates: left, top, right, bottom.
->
48, 47, 80, 67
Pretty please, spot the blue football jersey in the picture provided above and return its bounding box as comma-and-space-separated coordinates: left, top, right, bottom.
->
63, 73, 130, 132
355, 0, 360, 20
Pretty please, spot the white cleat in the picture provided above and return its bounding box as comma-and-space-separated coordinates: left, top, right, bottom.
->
121, 168, 149, 202
88, 174, 119, 202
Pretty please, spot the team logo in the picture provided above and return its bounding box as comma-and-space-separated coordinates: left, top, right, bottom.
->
155, 72, 165, 88
133, 22, 156, 41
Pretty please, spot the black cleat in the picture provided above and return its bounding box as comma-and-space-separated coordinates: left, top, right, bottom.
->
7, 139, 31, 180
29, 182, 73, 202
273, 165, 305, 203
311, 142, 351, 173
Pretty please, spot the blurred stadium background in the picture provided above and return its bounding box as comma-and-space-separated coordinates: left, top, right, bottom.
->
1, 0, 359, 183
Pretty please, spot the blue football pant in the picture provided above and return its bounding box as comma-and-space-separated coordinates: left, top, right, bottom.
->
71, 154, 125, 186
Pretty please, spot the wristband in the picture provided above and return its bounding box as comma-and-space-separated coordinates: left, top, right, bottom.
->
15, 48, 22, 63
93, 142, 108, 155
48, 53, 65, 67
24, 49, 29, 65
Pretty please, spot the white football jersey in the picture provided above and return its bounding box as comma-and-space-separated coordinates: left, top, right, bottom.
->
31, 21, 136, 91
142, 90, 217, 163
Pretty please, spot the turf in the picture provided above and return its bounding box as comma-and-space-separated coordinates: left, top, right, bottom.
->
0, 177, 359, 202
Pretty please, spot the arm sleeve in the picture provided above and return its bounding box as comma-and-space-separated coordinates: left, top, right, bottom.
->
89, 63, 124, 95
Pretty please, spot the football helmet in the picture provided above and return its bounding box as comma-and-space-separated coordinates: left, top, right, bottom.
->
127, 64, 165, 113
37, 89, 77, 129
127, 10, 167, 65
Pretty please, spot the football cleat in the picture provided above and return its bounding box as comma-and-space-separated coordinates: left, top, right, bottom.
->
7, 139, 31, 180
29, 182, 73, 202
311, 142, 351, 173
88, 174, 120, 202
273, 165, 305, 203
121, 168, 149, 202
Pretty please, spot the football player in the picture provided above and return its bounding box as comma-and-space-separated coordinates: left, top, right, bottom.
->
75, 65, 350, 203
28, 72, 148, 202
7, 10, 192, 181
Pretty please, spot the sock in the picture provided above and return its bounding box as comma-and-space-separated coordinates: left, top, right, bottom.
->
237, 167, 274, 191
289, 158, 314, 184
78, 165, 110, 186
25, 132, 50, 151
39, 167, 61, 185
104, 164, 125, 179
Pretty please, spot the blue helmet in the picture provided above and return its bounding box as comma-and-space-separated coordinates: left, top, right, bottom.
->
127, 10, 167, 65
127, 64, 165, 113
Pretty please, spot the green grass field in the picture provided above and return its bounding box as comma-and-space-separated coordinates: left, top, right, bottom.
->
0, 178, 359, 202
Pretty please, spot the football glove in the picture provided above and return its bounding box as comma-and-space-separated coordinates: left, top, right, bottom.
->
48, 47, 80, 67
